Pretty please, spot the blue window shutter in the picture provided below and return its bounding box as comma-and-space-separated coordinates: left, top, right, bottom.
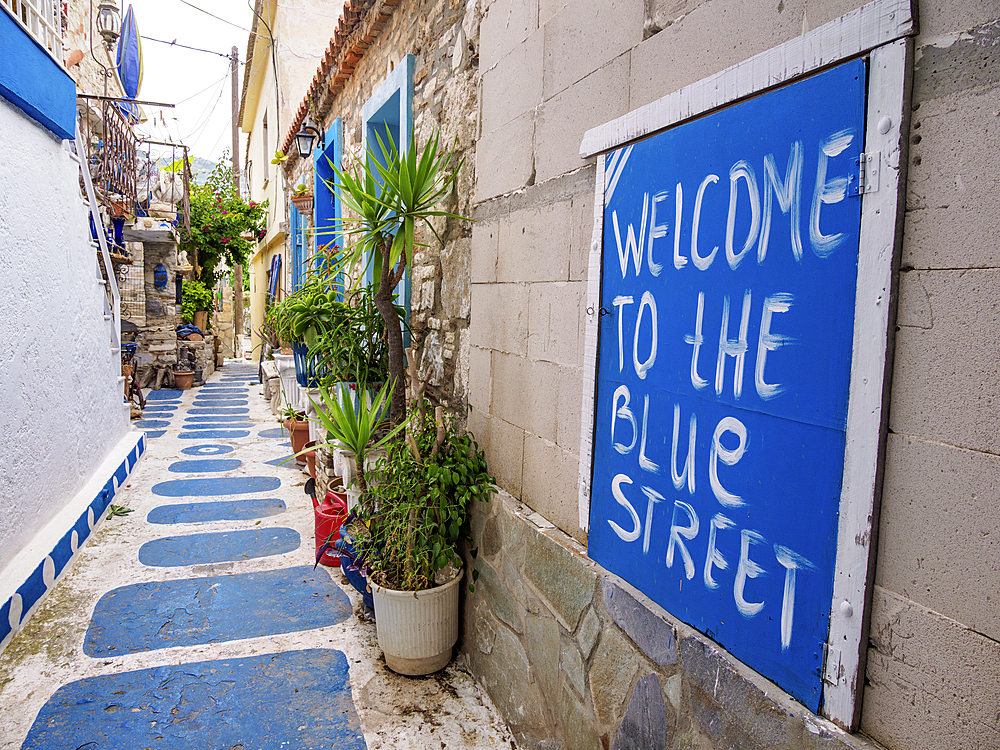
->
360, 55, 415, 346
290, 205, 302, 290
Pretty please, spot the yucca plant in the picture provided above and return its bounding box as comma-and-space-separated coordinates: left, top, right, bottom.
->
331, 131, 466, 425
304, 379, 409, 500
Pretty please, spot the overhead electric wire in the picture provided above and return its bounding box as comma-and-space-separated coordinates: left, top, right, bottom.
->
178, 0, 252, 33
142, 35, 233, 58
180, 69, 230, 140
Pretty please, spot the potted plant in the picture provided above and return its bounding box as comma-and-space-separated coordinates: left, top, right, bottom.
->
331, 130, 464, 425
182, 279, 213, 332
281, 403, 311, 464
305, 358, 494, 675
290, 182, 314, 214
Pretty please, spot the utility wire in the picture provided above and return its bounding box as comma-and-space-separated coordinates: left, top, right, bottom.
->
178, 0, 252, 33
142, 35, 233, 58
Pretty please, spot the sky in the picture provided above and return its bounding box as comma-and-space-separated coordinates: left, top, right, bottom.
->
124, 0, 257, 166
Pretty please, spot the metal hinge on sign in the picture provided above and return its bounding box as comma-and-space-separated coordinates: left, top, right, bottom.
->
823, 645, 843, 685
850, 152, 880, 196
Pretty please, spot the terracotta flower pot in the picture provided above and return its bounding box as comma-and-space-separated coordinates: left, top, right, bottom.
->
283, 417, 310, 464
291, 192, 314, 213
174, 370, 195, 390
304, 440, 317, 479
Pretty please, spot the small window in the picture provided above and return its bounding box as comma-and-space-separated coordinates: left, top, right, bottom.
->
262, 112, 269, 182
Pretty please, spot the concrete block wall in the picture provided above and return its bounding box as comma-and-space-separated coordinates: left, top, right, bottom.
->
467, 2, 1000, 750
861, 8, 1000, 749
463, 493, 879, 750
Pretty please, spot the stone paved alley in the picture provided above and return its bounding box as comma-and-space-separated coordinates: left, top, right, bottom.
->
0, 362, 514, 749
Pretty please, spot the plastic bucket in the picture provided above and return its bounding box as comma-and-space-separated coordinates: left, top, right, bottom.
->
313, 491, 348, 567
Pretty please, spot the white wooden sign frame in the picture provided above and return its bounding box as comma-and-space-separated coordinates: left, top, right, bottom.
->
576, 0, 913, 730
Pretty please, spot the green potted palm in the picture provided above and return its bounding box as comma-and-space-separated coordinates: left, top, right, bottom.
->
331, 130, 464, 425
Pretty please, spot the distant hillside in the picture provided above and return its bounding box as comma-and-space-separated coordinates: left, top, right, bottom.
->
188, 156, 217, 184
153, 155, 217, 185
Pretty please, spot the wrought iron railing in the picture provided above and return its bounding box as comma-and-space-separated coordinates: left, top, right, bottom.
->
1, 0, 63, 64
90, 98, 138, 214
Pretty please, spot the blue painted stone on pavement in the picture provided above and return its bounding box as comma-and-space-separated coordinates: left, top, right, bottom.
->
145, 389, 183, 400
193, 400, 250, 407
134, 420, 170, 428
178, 430, 251, 439
142, 404, 178, 411
185, 414, 252, 422
152, 475, 280, 496
194, 392, 246, 399
138, 527, 300, 566
259, 427, 287, 438
84, 566, 350, 655
142, 430, 167, 438
181, 422, 254, 430
265, 454, 297, 467
180, 444, 234, 456
147, 497, 286, 524
21, 649, 367, 750
168, 458, 242, 473
188, 407, 250, 415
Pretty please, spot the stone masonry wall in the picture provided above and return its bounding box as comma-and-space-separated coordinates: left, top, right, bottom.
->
463, 494, 879, 750
284, 0, 480, 416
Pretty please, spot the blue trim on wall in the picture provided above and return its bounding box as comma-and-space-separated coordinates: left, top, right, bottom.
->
315, 117, 343, 265
0, 433, 145, 651
290, 204, 303, 290
0, 9, 76, 140
361, 55, 414, 343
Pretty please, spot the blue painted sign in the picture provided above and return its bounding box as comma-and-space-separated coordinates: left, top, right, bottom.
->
588, 60, 866, 710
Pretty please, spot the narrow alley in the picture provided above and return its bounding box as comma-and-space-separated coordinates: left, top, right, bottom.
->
0, 363, 513, 749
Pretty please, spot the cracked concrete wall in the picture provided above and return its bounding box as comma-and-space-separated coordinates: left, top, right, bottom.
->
468, 1, 1000, 750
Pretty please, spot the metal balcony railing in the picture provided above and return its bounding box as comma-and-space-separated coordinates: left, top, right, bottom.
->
79, 97, 139, 217
1, 0, 63, 65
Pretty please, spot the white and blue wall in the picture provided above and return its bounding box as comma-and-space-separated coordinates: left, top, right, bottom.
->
0, 6, 143, 654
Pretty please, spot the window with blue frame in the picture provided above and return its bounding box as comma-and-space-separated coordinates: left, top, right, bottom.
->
361, 55, 414, 344
314, 118, 343, 266
290, 204, 305, 290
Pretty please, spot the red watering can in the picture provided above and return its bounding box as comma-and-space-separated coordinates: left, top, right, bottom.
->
313, 491, 349, 567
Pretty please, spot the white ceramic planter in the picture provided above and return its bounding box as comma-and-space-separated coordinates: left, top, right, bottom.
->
273, 353, 304, 412
370, 570, 462, 675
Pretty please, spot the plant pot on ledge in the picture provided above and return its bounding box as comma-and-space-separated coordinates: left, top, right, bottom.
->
290, 191, 314, 214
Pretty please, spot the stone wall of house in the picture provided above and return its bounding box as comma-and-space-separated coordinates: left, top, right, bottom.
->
283, 0, 480, 415
464, 493, 879, 750
277, 2, 999, 750
63, 0, 125, 100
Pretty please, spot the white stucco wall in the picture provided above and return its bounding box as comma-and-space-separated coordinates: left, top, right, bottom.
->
0, 96, 129, 575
